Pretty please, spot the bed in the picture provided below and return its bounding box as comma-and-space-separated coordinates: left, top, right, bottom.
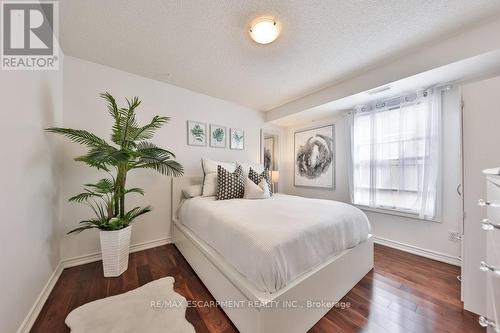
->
172, 176, 373, 333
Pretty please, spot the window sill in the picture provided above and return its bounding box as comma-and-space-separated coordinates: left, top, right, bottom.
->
353, 204, 440, 223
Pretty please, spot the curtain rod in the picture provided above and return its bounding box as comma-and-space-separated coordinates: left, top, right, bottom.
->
344, 83, 455, 115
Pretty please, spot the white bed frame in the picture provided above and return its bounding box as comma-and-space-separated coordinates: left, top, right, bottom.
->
172, 177, 374, 333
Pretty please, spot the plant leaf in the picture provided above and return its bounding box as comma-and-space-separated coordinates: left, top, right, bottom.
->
135, 141, 176, 159
45, 127, 109, 148
134, 159, 184, 176
68, 191, 102, 203
125, 206, 152, 222
125, 187, 144, 195
130, 116, 169, 141
67, 224, 98, 234
75, 146, 131, 169
85, 178, 115, 194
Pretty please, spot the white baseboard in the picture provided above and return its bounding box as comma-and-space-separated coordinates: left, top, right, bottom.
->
372, 235, 461, 267
63, 237, 171, 268
16, 262, 63, 333
17, 237, 172, 333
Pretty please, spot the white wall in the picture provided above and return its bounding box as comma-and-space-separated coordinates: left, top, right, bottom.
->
282, 116, 350, 203
0, 68, 63, 331
462, 75, 500, 315
60, 56, 264, 260
281, 88, 463, 260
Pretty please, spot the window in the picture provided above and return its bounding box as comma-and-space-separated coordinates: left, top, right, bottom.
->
346, 90, 442, 220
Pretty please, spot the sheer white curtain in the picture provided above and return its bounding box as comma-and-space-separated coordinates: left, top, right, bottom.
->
346, 89, 442, 219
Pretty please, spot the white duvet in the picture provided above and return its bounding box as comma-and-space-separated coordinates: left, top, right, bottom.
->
178, 194, 371, 293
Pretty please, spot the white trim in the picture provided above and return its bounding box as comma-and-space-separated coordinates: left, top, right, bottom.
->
355, 204, 440, 223
63, 237, 171, 268
16, 262, 64, 333
372, 235, 461, 266
16, 237, 171, 333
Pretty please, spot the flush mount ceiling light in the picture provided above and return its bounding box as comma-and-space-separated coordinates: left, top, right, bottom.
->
249, 17, 280, 44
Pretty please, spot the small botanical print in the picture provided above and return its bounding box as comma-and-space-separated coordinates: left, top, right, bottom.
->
210, 124, 226, 148
187, 121, 207, 146
230, 128, 244, 150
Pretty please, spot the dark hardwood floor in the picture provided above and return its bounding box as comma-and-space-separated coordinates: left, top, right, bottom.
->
31, 244, 484, 333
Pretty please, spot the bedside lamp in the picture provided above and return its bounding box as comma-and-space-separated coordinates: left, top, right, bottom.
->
271, 170, 279, 193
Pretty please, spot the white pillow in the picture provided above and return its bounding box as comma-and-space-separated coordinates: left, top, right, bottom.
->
201, 158, 236, 197
244, 176, 271, 199
182, 185, 202, 198
238, 162, 265, 176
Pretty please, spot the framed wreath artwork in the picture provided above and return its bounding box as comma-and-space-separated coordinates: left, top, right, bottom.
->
294, 124, 335, 188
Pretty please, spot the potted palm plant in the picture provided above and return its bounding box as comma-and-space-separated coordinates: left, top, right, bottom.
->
47, 92, 183, 277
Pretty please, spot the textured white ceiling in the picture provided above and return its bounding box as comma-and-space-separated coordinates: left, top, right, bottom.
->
59, 0, 500, 111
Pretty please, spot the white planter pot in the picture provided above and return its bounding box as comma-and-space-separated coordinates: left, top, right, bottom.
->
99, 226, 132, 277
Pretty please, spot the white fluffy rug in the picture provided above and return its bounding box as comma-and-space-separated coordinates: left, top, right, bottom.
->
65, 277, 195, 333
